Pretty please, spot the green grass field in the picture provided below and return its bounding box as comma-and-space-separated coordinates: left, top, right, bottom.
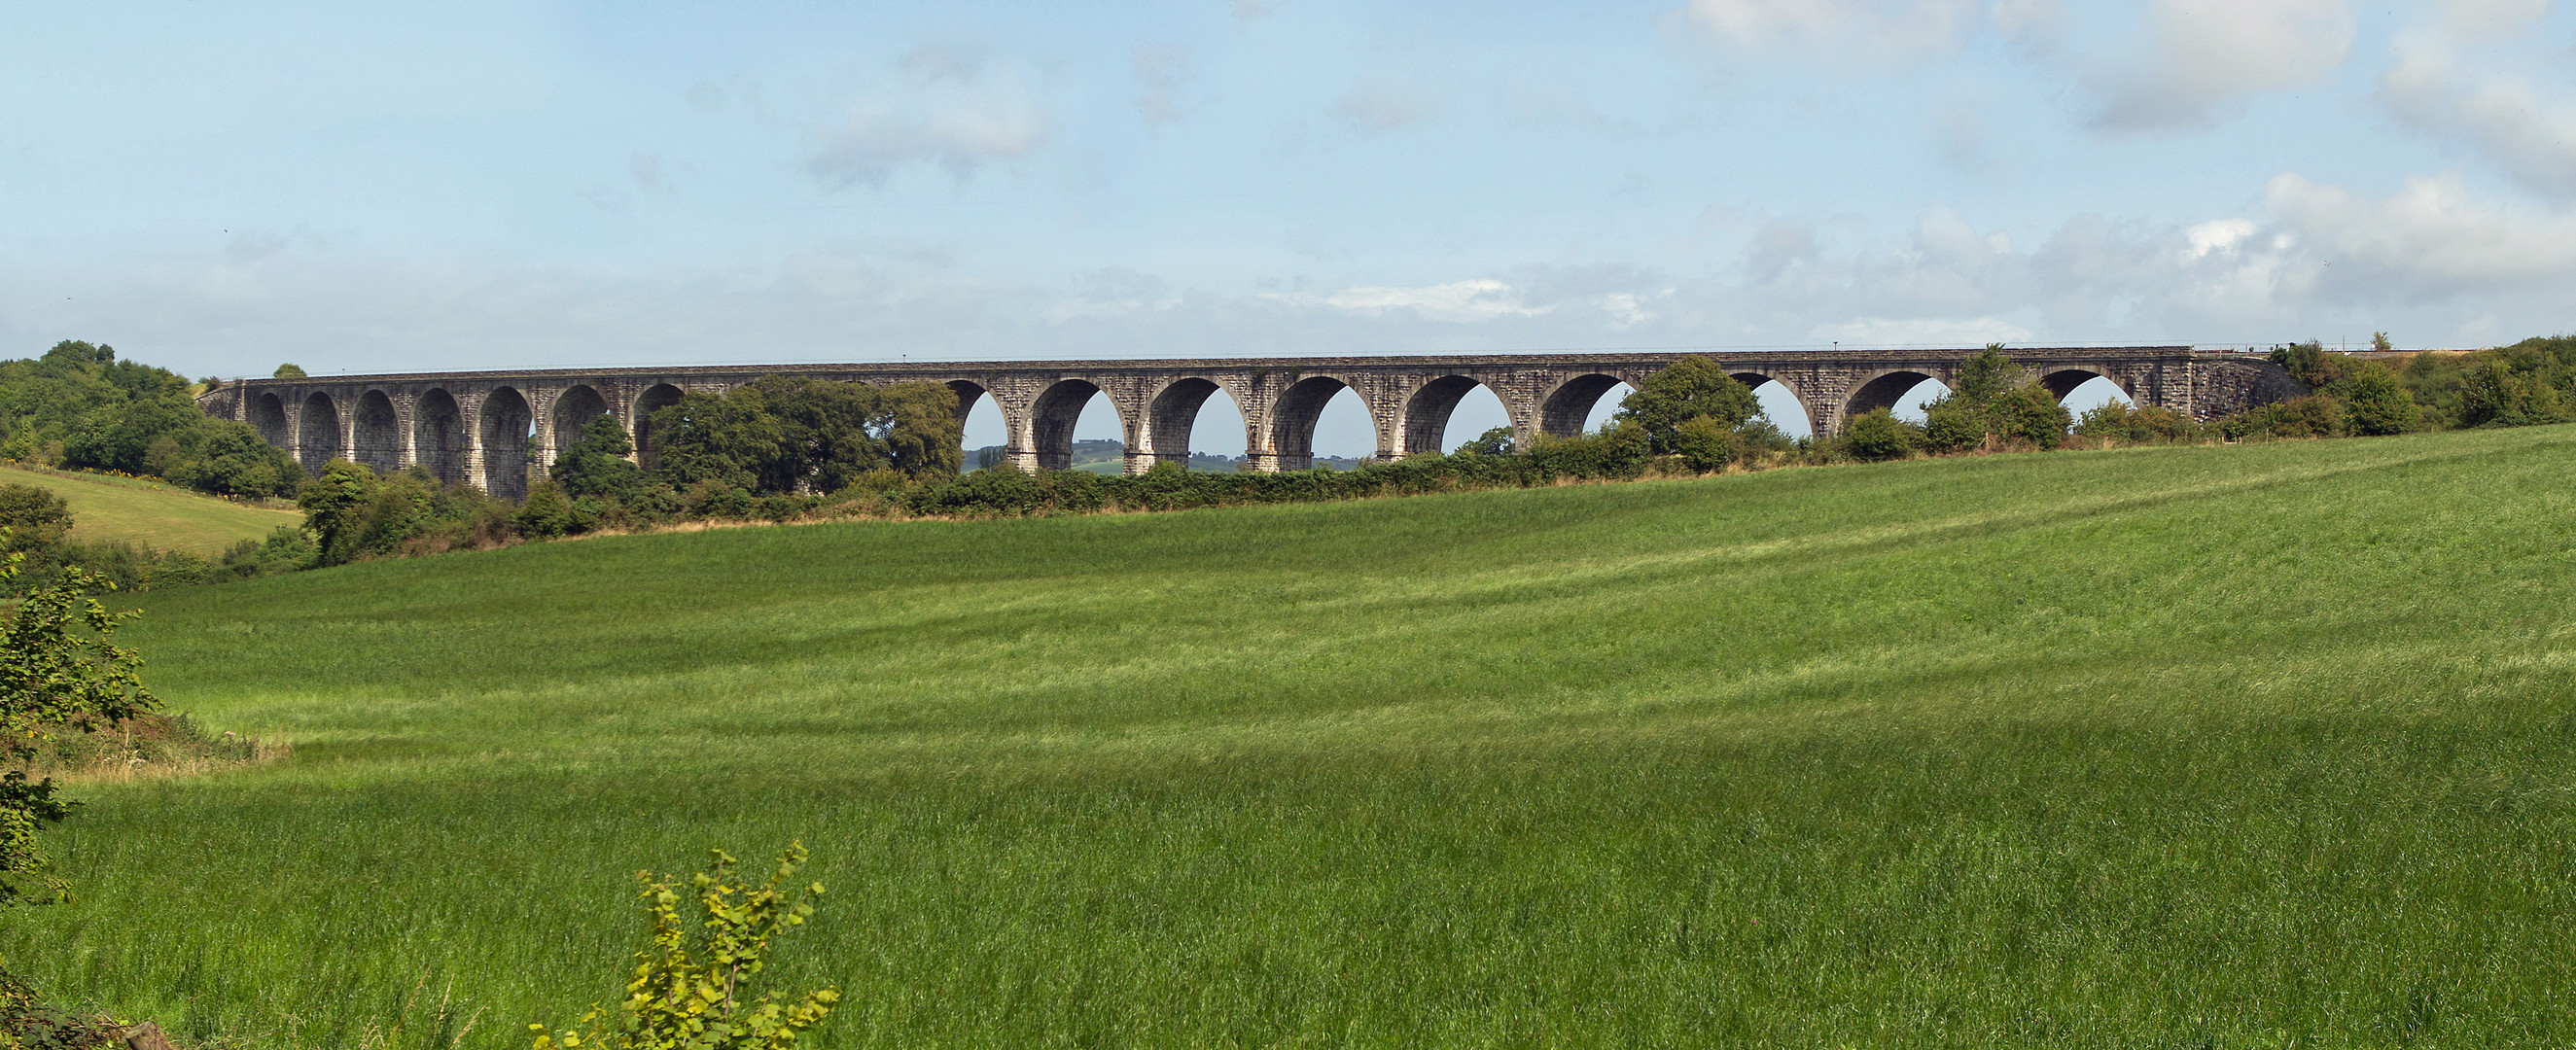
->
0, 463, 300, 555
10, 426, 2576, 1047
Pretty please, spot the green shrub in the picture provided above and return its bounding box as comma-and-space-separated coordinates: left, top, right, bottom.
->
1920, 396, 1987, 452
533, 843, 838, 1050
1841, 408, 1918, 461
1988, 387, 2070, 449
1672, 416, 1742, 472
2341, 364, 2420, 436
512, 482, 576, 541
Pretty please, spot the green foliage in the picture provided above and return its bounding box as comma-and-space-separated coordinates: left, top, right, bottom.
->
551, 418, 648, 505
534, 843, 837, 1050
1454, 427, 1515, 457
1840, 407, 1918, 460
1952, 344, 2024, 404
0, 342, 300, 499
512, 483, 577, 542
1987, 386, 2071, 449
0, 967, 120, 1050
646, 378, 963, 498
0, 489, 70, 554
1671, 415, 1741, 472
0, 535, 155, 905
2340, 364, 2420, 436
2222, 395, 2345, 439
1615, 357, 1761, 455
2269, 340, 2348, 390
1918, 396, 1987, 452
272, 364, 308, 379
2072, 402, 2202, 444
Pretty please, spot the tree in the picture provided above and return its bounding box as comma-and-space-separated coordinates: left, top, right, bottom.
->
1615, 356, 1761, 454
0, 535, 156, 904
1919, 396, 1987, 452
1953, 344, 2023, 404
1454, 427, 1515, 456
1672, 415, 1742, 472
297, 460, 383, 567
271, 364, 308, 379
0, 487, 70, 554
551, 416, 647, 504
2371, 332, 2393, 353
2342, 363, 2420, 436
1842, 408, 1918, 460
1988, 386, 2071, 448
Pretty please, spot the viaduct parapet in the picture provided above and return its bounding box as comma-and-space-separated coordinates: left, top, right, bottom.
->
194, 348, 2302, 499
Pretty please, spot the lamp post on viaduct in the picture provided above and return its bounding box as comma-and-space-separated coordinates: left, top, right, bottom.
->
194, 347, 2302, 498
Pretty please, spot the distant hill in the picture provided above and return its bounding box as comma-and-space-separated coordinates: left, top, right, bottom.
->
0, 462, 301, 555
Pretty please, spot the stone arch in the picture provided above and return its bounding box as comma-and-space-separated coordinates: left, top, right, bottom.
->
943, 380, 988, 425
413, 389, 466, 486
296, 391, 342, 475
352, 389, 401, 473
551, 384, 613, 453
631, 383, 685, 472
1844, 370, 1941, 424
2037, 368, 2130, 401
252, 392, 290, 447
1030, 379, 1121, 472
1730, 370, 1816, 436
1141, 377, 1233, 470
480, 387, 533, 499
1270, 375, 1371, 472
1535, 373, 1632, 438
1398, 374, 1504, 458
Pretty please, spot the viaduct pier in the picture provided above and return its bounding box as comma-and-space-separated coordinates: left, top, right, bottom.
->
194, 347, 2302, 499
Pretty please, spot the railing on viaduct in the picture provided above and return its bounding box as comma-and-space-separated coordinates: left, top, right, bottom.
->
194, 348, 2303, 499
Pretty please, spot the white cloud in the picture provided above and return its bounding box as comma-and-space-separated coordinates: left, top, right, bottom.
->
1132, 42, 1191, 128
1288, 279, 1556, 322
2434, 0, 2549, 36
2184, 218, 2257, 259
808, 48, 1050, 189
1674, 0, 1978, 60
2085, 0, 2354, 131
2262, 171, 2576, 293
1811, 316, 2034, 345
1330, 77, 1446, 132
2378, 44, 2576, 198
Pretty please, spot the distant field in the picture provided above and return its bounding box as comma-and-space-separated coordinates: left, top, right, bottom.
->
11, 426, 2576, 1047
0, 463, 300, 554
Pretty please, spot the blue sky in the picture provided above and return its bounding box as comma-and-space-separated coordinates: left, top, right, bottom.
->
8, 0, 2576, 455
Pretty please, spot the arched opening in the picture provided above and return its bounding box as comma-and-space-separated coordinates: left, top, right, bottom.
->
480, 388, 532, 499
413, 389, 466, 486
296, 392, 341, 475
1401, 375, 1509, 458
1271, 376, 1376, 471
1731, 372, 1815, 438
1031, 379, 1127, 472
631, 384, 684, 472
1844, 370, 1945, 427
551, 384, 613, 455
252, 392, 290, 447
954, 382, 1010, 471
1143, 378, 1248, 471
1537, 373, 1632, 438
352, 390, 400, 473
2040, 369, 2135, 416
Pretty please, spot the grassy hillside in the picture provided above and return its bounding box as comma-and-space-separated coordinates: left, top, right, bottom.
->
0, 463, 300, 554
11, 426, 2576, 1047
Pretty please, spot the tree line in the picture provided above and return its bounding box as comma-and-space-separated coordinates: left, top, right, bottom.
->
4, 333, 2571, 576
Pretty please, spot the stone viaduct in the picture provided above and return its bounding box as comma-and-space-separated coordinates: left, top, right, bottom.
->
194, 347, 2302, 499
